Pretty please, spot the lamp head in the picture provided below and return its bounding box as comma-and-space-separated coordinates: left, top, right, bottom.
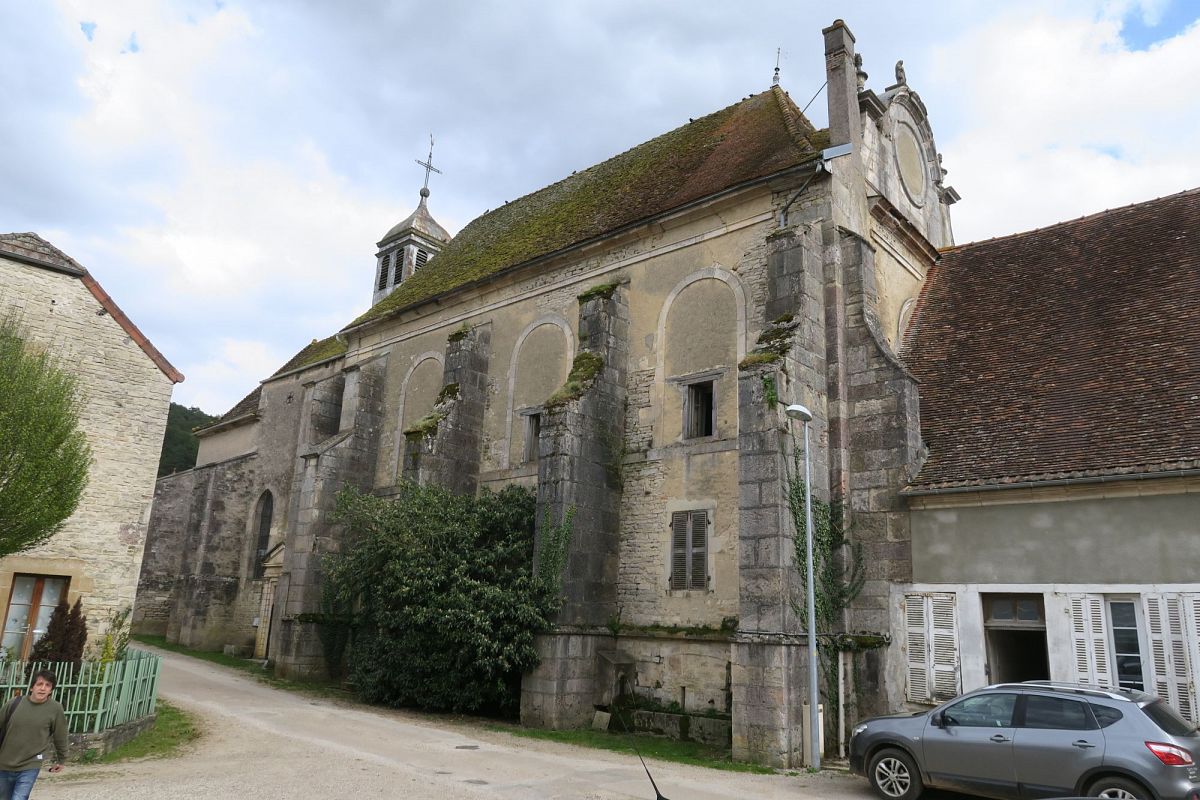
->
785, 404, 813, 422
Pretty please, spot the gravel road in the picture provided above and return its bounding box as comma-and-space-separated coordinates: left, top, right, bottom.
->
33, 648, 888, 799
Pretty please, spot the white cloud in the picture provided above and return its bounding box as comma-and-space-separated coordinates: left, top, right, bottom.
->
5, 1, 1199, 414
931, 10, 1200, 241
176, 337, 284, 412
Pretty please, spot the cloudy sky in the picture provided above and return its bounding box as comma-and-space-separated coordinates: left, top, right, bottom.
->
3, 0, 1198, 414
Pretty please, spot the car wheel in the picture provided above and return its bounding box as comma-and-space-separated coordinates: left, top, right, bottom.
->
1087, 775, 1150, 799
867, 747, 924, 800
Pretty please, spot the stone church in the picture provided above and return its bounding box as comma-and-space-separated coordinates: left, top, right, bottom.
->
132, 17, 1200, 768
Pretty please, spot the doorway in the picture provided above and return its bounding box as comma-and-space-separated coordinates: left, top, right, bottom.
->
983, 593, 1049, 684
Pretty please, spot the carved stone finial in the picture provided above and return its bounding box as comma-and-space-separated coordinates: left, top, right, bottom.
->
895, 59, 907, 86
855, 53, 867, 91
937, 152, 948, 178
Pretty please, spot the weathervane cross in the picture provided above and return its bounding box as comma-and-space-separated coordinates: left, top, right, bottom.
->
415, 134, 442, 191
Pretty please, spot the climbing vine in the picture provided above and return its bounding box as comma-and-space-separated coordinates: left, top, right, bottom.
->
782, 415, 879, 723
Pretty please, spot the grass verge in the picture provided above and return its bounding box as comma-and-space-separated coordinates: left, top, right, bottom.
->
88, 700, 199, 763
131, 635, 352, 701
485, 723, 775, 774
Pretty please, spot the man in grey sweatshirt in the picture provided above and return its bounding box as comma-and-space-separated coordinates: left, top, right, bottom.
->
0, 670, 68, 799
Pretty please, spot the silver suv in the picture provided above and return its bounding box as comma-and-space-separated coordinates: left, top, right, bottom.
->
849, 681, 1200, 800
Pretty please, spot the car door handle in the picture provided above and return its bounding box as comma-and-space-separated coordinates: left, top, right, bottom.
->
990, 734, 1010, 743
1072, 740, 1096, 749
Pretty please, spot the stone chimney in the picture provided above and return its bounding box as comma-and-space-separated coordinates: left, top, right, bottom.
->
822, 19, 862, 152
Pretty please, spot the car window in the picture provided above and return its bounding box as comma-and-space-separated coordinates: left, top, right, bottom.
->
942, 693, 1017, 727
1143, 700, 1199, 736
1023, 695, 1094, 730
1089, 704, 1123, 728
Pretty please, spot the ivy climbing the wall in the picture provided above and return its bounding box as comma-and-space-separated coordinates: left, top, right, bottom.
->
781, 406, 882, 723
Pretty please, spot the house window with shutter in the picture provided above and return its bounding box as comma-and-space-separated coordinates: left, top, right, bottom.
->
904, 592, 960, 703
669, 510, 709, 591
1141, 594, 1197, 723
415, 248, 429, 270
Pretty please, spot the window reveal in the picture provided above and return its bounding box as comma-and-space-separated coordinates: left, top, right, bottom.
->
669, 510, 708, 591
685, 380, 715, 438
252, 492, 274, 580
522, 412, 541, 464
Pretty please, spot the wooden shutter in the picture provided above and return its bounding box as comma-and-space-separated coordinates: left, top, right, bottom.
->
688, 511, 708, 590
377, 254, 390, 290
1068, 594, 1114, 687
670, 512, 689, 590
905, 594, 930, 702
905, 593, 959, 703
1183, 594, 1200, 724
1144, 594, 1194, 722
930, 594, 960, 700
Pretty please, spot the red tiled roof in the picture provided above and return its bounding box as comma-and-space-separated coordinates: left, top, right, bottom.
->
0, 232, 184, 384
904, 188, 1200, 490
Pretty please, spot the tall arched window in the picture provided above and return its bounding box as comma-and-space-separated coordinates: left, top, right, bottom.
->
252, 491, 273, 579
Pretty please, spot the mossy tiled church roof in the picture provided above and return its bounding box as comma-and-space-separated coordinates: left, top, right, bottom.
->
350, 85, 826, 328
213, 85, 826, 420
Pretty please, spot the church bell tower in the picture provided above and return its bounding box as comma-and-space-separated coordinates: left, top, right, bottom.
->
373, 139, 451, 305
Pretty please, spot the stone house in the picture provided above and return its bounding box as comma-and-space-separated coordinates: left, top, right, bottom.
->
0, 233, 182, 658
137, 19, 952, 765
893, 188, 1200, 719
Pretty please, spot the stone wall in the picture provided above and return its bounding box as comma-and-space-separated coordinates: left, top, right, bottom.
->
131, 470, 196, 635
0, 255, 174, 643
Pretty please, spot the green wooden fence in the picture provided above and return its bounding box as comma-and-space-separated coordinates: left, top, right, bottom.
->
0, 649, 161, 734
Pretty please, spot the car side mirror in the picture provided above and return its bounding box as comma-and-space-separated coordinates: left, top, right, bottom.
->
930, 711, 944, 728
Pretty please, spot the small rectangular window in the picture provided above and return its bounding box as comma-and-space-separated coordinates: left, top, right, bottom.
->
685, 381, 715, 438
523, 413, 541, 463
669, 510, 708, 591
415, 249, 429, 270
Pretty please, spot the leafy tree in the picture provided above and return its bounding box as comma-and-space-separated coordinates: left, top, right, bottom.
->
157, 403, 218, 476
323, 483, 570, 717
0, 316, 91, 557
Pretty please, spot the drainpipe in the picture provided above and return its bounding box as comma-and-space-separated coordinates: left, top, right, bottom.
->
777, 160, 827, 228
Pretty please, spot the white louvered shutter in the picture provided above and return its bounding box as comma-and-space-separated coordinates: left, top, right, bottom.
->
1183, 594, 1200, 724
1144, 594, 1194, 722
930, 594, 960, 700
1068, 594, 1114, 687
905, 594, 930, 703
670, 512, 689, 591
689, 511, 708, 590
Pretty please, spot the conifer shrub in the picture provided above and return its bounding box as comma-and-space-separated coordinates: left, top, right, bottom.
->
323, 483, 571, 717
29, 598, 88, 665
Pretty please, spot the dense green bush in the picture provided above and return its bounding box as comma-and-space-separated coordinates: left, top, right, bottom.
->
324, 483, 570, 717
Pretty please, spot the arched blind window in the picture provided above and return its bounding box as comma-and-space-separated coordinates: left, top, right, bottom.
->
252, 492, 273, 579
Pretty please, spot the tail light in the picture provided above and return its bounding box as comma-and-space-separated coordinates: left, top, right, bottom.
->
1146, 741, 1194, 766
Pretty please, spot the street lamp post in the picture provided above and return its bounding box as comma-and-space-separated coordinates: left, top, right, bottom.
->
785, 403, 820, 770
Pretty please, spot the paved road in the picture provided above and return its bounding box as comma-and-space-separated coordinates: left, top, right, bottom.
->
36, 648, 899, 799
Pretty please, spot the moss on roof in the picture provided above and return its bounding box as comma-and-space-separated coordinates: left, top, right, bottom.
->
271, 335, 348, 377
349, 86, 824, 329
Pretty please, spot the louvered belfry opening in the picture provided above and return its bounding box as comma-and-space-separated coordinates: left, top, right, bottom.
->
669, 509, 708, 591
